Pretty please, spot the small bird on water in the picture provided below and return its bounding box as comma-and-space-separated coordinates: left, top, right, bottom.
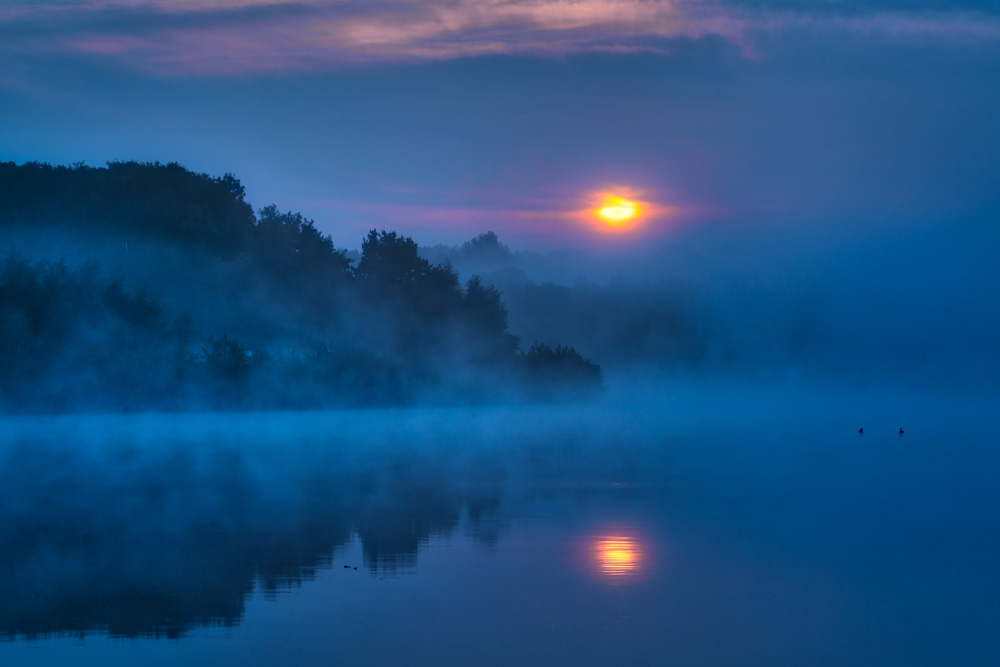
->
859, 428, 863, 435
899, 427, 904, 435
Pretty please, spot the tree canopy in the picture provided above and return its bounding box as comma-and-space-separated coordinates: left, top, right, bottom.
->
0, 160, 602, 411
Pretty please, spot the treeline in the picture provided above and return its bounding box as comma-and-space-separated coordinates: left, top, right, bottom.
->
421, 231, 709, 370
0, 160, 254, 254
0, 161, 600, 411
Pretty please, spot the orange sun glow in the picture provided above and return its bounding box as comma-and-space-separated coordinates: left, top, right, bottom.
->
598, 197, 638, 223
587, 190, 653, 233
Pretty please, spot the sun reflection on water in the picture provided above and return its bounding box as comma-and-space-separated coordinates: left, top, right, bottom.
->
592, 533, 644, 579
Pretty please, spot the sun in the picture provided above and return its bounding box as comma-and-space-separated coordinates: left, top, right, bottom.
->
570, 186, 677, 236
591, 192, 645, 232
598, 197, 638, 224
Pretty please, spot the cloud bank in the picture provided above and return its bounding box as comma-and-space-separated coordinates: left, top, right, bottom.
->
3, 0, 999, 75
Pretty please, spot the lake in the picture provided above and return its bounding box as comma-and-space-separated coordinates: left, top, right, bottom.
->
1, 379, 997, 666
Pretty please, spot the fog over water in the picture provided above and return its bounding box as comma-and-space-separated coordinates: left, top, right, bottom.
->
1, 381, 997, 665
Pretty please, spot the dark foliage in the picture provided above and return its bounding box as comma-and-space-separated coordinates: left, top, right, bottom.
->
200, 335, 252, 381
0, 160, 255, 255
252, 204, 352, 291
0, 252, 178, 411
523, 342, 603, 399
461, 231, 512, 263
0, 161, 602, 411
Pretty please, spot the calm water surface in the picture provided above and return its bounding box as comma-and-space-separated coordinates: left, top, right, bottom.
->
1, 382, 997, 666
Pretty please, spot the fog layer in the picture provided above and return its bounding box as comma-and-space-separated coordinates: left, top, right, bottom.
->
424, 218, 1000, 389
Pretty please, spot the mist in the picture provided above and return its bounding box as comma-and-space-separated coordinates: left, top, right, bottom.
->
1, 384, 996, 659
422, 215, 1000, 390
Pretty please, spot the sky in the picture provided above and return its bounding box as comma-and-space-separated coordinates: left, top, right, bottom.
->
2, 0, 999, 251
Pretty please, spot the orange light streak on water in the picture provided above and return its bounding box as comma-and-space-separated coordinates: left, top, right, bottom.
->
593, 534, 643, 578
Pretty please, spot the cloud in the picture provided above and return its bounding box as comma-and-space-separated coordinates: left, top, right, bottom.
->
3, 0, 1000, 76
5, 1, 693, 75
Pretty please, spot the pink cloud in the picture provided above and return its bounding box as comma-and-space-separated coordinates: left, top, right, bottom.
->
9, 1, 1000, 76
35, 0, 715, 76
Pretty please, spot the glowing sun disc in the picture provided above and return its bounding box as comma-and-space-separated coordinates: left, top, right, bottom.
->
599, 200, 637, 223
589, 192, 647, 233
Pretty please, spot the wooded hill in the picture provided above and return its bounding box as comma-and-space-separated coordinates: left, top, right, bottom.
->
0, 160, 601, 411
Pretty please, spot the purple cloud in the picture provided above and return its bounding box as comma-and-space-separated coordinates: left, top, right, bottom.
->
4, 1, 999, 76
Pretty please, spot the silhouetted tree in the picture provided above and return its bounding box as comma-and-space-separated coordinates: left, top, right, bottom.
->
355, 230, 465, 350
0, 160, 256, 255
253, 205, 351, 285
460, 276, 519, 361
356, 230, 433, 287
463, 277, 507, 336
200, 335, 251, 381
461, 231, 512, 262
523, 342, 603, 396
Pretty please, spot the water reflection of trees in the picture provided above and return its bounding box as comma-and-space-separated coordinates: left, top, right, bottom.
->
0, 435, 503, 640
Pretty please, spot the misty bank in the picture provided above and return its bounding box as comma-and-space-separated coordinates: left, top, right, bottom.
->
0, 160, 601, 412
